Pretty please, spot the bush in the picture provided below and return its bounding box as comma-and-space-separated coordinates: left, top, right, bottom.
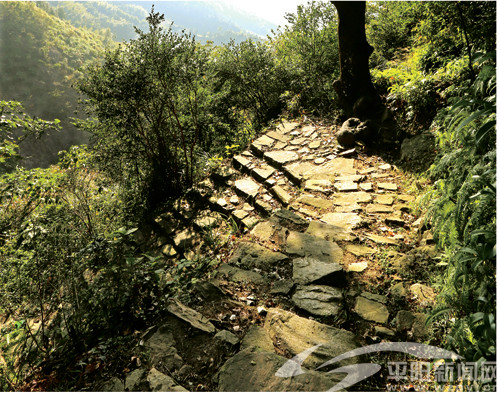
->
424, 53, 496, 364
271, 1, 340, 116
212, 38, 288, 128
77, 9, 219, 214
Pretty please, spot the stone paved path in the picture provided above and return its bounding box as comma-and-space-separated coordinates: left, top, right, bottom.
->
126, 120, 440, 392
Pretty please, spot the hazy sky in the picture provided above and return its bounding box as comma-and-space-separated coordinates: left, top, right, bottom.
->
222, 0, 309, 26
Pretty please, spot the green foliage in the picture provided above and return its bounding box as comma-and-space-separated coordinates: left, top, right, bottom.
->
0, 142, 168, 389
0, 101, 61, 173
368, 1, 496, 133
77, 10, 217, 213
0, 2, 111, 167
213, 38, 288, 127
424, 54, 496, 363
271, 1, 340, 115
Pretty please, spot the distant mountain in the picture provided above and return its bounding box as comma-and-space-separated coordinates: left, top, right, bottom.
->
48, 1, 277, 44
129, 1, 277, 39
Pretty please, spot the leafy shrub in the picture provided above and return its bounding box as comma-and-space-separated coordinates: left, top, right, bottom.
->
271, 1, 340, 116
212, 38, 288, 127
0, 101, 60, 173
77, 9, 219, 214
424, 53, 496, 363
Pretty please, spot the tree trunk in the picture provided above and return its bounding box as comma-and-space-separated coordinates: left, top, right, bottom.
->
332, 1, 382, 119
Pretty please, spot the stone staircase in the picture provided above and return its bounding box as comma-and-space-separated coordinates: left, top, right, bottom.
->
115, 119, 440, 392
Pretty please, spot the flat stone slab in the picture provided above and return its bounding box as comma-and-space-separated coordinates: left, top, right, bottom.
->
309, 140, 321, 149
366, 233, 400, 245
374, 195, 395, 205
334, 181, 358, 192
314, 158, 356, 176
264, 150, 299, 166
347, 261, 368, 272
366, 204, 394, 213
345, 244, 376, 256
271, 185, 292, 205
335, 174, 365, 183
284, 161, 318, 179
354, 296, 389, 324
331, 192, 372, 205
242, 216, 259, 229
266, 130, 289, 143
264, 309, 360, 369
252, 165, 275, 182
378, 182, 398, 191
252, 134, 275, 148
270, 209, 309, 231
304, 179, 332, 192
234, 178, 260, 199
360, 182, 373, 191
290, 137, 306, 146
254, 199, 272, 213
292, 285, 343, 317
297, 195, 334, 210
232, 209, 249, 220
217, 348, 338, 392
306, 220, 354, 242
293, 256, 344, 285
167, 299, 216, 334
250, 221, 275, 240
217, 264, 266, 285
276, 121, 300, 134
286, 231, 343, 263
229, 241, 288, 271
321, 212, 362, 230
233, 154, 252, 170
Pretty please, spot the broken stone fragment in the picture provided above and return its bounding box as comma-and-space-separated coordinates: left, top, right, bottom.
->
215, 330, 240, 346
147, 368, 188, 392
167, 299, 216, 334
229, 241, 288, 272
354, 295, 389, 324
292, 285, 343, 317
292, 256, 344, 285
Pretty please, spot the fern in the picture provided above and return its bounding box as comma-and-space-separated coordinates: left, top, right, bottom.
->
425, 52, 496, 362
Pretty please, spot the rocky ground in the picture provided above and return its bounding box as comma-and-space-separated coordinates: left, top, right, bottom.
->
99, 119, 445, 391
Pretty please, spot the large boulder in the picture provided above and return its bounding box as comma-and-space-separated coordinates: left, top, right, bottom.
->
264, 309, 361, 369
229, 242, 288, 272
286, 231, 343, 263
216, 347, 339, 391
292, 285, 343, 317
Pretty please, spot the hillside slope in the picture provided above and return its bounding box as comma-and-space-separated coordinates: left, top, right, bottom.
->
0, 2, 111, 167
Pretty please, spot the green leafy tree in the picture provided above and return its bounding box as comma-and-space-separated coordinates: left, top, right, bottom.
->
213, 38, 288, 127
272, 1, 340, 115
0, 101, 60, 174
77, 9, 214, 213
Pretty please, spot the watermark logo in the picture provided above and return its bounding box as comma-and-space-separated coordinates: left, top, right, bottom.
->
275, 342, 496, 391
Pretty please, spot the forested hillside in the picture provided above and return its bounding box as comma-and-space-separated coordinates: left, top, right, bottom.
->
0, 1, 112, 167
0, 1, 496, 391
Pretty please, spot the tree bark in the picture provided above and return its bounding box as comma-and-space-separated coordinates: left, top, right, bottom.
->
332, 1, 381, 119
